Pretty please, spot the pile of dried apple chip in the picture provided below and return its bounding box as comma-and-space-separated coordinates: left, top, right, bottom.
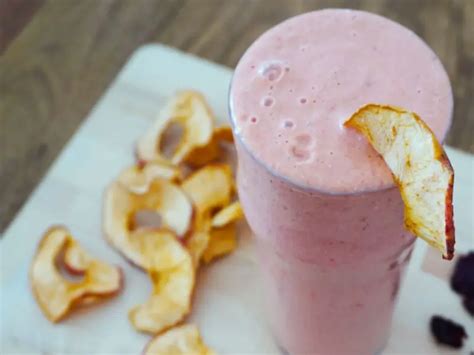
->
30, 91, 243, 353
29, 95, 458, 352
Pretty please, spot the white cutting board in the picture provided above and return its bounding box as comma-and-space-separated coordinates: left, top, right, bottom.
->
1, 44, 473, 354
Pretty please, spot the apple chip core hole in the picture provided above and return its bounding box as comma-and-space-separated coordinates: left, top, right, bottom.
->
159, 122, 183, 159
131, 209, 163, 230
55, 247, 85, 283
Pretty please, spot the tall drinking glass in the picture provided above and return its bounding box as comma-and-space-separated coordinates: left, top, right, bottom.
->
229, 9, 452, 354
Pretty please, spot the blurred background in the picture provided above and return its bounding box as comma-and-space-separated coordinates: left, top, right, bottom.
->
1, 0, 473, 232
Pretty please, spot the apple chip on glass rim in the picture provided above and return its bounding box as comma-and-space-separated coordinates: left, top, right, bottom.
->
345, 104, 455, 259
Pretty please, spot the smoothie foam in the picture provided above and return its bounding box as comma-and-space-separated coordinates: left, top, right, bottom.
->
230, 9, 452, 193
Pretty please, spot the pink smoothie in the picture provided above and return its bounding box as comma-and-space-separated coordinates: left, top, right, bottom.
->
230, 9, 452, 355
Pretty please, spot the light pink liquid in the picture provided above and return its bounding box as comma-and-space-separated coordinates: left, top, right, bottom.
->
230, 9, 452, 355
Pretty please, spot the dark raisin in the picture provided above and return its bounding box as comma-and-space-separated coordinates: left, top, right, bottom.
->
451, 252, 474, 298
430, 315, 467, 349
463, 297, 474, 317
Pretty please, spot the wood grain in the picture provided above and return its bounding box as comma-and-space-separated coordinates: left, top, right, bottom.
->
0, 0, 44, 53
1, 0, 473, 232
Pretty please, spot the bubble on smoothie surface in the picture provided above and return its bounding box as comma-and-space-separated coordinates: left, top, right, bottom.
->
283, 120, 294, 129
293, 133, 313, 147
289, 145, 311, 162
261, 96, 275, 107
259, 61, 285, 82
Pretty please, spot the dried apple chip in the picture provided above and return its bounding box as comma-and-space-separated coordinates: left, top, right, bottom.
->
118, 163, 181, 194
183, 141, 220, 168
185, 125, 234, 167
181, 164, 234, 265
136, 91, 215, 165
181, 164, 234, 217
202, 224, 237, 264
103, 178, 193, 269
345, 104, 455, 259
211, 201, 243, 228
143, 324, 215, 355
129, 230, 194, 334
30, 226, 122, 322
213, 125, 234, 143
203, 202, 244, 264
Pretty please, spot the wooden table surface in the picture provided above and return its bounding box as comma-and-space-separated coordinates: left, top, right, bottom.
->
1, 0, 473, 233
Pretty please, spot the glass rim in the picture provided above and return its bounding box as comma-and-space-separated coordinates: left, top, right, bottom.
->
226, 9, 453, 197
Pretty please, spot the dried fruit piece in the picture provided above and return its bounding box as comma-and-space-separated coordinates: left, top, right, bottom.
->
202, 224, 237, 264
183, 143, 220, 168
451, 252, 474, 298
136, 91, 214, 165
30, 226, 122, 322
181, 164, 234, 265
202, 201, 244, 264
463, 297, 474, 317
103, 178, 192, 269
451, 252, 474, 317
118, 163, 181, 194
185, 230, 211, 268
213, 125, 234, 143
345, 104, 455, 259
181, 164, 234, 218
430, 315, 467, 349
143, 324, 215, 355
129, 230, 194, 334
211, 201, 243, 228
185, 125, 234, 167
